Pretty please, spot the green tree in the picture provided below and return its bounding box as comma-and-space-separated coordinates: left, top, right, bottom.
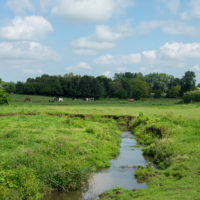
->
129, 78, 150, 100
2, 82, 16, 93
168, 85, 181, 98
112, 80, 127, 98
145, 73, 175, 96
16, 82, 25, 94
181, 71, 196, 95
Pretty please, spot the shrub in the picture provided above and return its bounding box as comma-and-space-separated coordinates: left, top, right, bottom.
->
183, 90, 200, 103
143, 139, 173, 169
0, 88, 9, 104
168, 85, 181, 98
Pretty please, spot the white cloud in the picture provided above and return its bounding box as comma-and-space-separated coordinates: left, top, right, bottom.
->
0, 16, 53, 41
159, 0, 180, 14
136, 20, 200, 36
94, 42, 200, 70
0, 41, 60, 61
5, 0, 35, 14
39, 0, 53, 12
51, 0, 133, 23
72, 38, 115, 50
72, 24, 133, 55
66, 62, 91, 72
142, 50, 156, 60
192, 64, 200, 72
94, 53, 141, 65
73, 49, 97, 56
22, 69, 43, 74
181, 0, 200, 20
159, 42, 200, 59
102, 71, 112, 77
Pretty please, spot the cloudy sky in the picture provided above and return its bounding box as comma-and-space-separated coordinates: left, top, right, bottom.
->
1, 0, 200, 82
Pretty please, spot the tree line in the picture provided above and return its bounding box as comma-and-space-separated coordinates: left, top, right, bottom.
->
1, 71, 198, 100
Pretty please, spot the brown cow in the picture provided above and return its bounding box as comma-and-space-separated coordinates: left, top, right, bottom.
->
128, 98, 134, 102
24, 97, 31, 102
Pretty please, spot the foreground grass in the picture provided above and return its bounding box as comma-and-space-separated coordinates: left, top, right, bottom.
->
99, 114, 200, 200
0, 115, 121, 200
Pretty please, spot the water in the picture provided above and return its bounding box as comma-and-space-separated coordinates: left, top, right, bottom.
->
44, 131, 148, 200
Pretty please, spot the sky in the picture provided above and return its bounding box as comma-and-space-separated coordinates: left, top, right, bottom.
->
1, 0, 200, 83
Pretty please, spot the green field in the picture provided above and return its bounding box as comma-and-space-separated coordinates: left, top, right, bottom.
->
0, 94, 200, 200
0, 115, 121, 199
0, 94, 200, 119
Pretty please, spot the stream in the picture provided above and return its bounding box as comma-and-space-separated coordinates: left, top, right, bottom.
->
44, 131, 148, 200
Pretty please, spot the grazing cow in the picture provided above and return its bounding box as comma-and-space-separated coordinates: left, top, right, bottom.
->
58, 98, 63, 102
128, 98, 134, 102
24, 97, 31, 102
49, 97, 64, 102
83, 98, 95, 102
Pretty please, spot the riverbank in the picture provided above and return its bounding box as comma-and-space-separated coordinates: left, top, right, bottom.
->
0, 115, 121, 199
44, 131, 148, 200
99, 114, 200, 200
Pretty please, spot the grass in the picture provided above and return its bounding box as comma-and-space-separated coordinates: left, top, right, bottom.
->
0, 115, 121, 199
1, 94, 200, 200
99, 114, 200, 200
0, 94, 200, 119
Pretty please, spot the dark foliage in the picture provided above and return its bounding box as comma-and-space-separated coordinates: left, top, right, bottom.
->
1, 71, 197, 99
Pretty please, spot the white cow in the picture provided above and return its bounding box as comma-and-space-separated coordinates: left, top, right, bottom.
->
58, 98, 63, 102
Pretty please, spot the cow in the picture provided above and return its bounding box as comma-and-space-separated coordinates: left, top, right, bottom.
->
58, 98, 63, 102
24, 97, 31, 102
83, 98, 95, 102
49, 97, 64, 102
128, 98, 134, 102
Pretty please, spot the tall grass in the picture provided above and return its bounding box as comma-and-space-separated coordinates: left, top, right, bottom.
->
0, 115, 121, 199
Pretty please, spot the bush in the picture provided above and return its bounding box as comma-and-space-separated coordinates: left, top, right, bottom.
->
183, 90, 200, 103
0, 88, 9, 104
143, 139, 173, 169
168, 85, 181, 98
154, 89, 162, 98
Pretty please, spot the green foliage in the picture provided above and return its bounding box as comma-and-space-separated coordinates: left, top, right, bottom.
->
2, 82, 16, 93
145, 73, 175, 94
0, 88, 9, 104
181, 71, 196, 95
132, 115, 173, 169
129, 78, 150, 100
144, 140, 173, 169
154, 89, 162, 98
167, 85, 181, 98
12, 71, 194, 100
183, 90, 200, 103
0, 115, 121, 199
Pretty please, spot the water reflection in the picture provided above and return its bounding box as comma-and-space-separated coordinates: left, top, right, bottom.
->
44, 132, 148, 200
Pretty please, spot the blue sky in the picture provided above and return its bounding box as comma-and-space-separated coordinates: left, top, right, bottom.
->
1, 0, 200, 83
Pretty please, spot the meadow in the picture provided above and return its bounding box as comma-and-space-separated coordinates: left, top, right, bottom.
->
1, 94, 200, 119
0, 115, 121, 199
0, 94, 200, 199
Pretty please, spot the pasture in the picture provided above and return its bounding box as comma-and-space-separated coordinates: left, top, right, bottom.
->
0, 94, 200, 200
1, 94, 200, 119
